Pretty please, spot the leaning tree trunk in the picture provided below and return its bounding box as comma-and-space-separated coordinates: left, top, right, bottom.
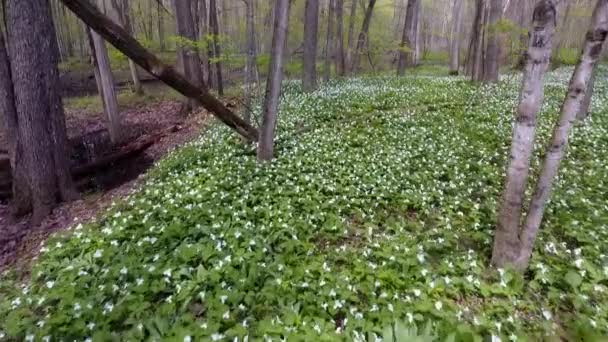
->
351, 0, 377, 74
257, 0, 290, 162
59, 0, 258, 141
483, 0, 503, 82
303, 0, 319, 92
172, 0, 205, 112
449, 0, 464, 75
515, 0, 608, 270
209, 0, 224, 96
397, 0, 419, 75
324, 0, 335, 82
0, 31, 30, 216
577, 67, 597, 120
345, 0, 357, 74
7, 0, 77, 224
243, 0, 258, 123
335, 0, 346, 76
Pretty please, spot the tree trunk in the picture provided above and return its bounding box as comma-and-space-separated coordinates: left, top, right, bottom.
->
243, 0, 258, 123
345, 0, 357, 74
470, 0, 488, 82
449, 0, 464, 75
0, 31, 30, 216
209, 0, 224, 96
483, 0, 503, 82
199, 0, 210, 86
303, 0, 319, 92
491, 0, 556, 269
515, 0, 608, 270
158, 0, 165, 51
257, 0, 290, 161
324, 0, 335, 82
577, 68, 597, 120
351, 0, 377, 74
397, 0, 419, 75
59, 0, 259, 141
335, 0, 346, 76
89, 28, 123, 144
120, 0, 143, 94
7, 0, 77, 224
172, 0, 205, 112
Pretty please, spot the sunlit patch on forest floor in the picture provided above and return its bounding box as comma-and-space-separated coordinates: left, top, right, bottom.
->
1, 68, 607, 340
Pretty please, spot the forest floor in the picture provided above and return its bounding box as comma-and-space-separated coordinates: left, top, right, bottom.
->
1, 68, 608, 340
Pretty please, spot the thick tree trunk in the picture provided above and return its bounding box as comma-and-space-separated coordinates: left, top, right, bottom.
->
7, 0, 77, 224
492, 0, 556, 269
60, 0, 259, 141
209, 0, 224, 96
483, 0, 503, 82
335, 0, 346, 76
257, 0, 290, 161
515, 0, 608, 269
397, 0, 419, 75
449, 0, 464, 75
324, 0, 335, 82
471, 0, 488, 82
303, 0, 319, 92
351, 0, 377, 73
345, 0, 357, 74
89, 28, 123, 144
0, 32, 30, 216
577, 67, 597, 120
172, 0, 205, 112
243, 0, 258, 123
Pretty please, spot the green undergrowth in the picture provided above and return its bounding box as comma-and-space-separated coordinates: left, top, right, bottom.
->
1, 69, 608, 341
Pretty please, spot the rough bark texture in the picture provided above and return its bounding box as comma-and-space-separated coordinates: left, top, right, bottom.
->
492, 0, 557, 269
449, 0, 464, 75
397, 0, 420, 75
577, 68, 597, 120
483, 0, 503, 82
7, 0, 77, 224
345, 0, 357, 74
335, 0, 346, 76
60, 0, 259, 141
257, 0, 290, 161
209, 0, 224, 96
303, 0, 319, 92
243, 0, 258, 123
172, 0, 205, 111
324, 0, 335, 82
516, 0, 608, 269
351, 0, 377, 73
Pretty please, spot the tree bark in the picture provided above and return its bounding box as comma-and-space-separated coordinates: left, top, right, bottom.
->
303, 0, 319, 92
397, 0, 420, 75
199, 0, 210, 86
471, 0, 488, 82
335, 0, 346, 76
158, 0, 165, 51
120, 0, 143, 94
209, 0, 224, 96
516, 0, 608, 270
257, 0, 290, 161
59, 0, 259, 141
351, 0, 377, 74
491, 0, 556, 269
7, 0, 77, 224
324, 0, 335, 82
483, 0, 503, 82
577, 67, 597, 120
449, 0, 464, 75
243, 0, 258, 123
345, 0, 357, 74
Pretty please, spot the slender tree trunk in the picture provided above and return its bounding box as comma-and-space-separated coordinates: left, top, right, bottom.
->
119, 0, 143, 94
303, 0, 319, 91
345, 0, 357, 74
449, 0, 464, 75
257, 0, 290, 161
199, 0, 210, 86
7, 0, 77, 224
158, 0, 165, 51
471, 0, 488, 82
483, 0, 503, 82
335, 0, 346, 76
577, 68, 597, 120
0, 31, 30, 216
209, 0, 224, 95
491, 0, 556, 269
172, 0, 205, 111
351, 0, 377, 73
243, 0, 258, 123
514, 0, 608, 269
324, 0, 335, 82
397, 0, 419, 75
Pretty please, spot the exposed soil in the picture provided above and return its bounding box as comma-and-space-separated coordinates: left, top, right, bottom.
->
0, 97, 216, 272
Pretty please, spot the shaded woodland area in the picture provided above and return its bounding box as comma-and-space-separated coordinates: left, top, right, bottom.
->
1, 0, 608, 340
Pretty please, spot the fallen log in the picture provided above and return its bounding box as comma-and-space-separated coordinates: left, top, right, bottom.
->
59, 0, 259, 142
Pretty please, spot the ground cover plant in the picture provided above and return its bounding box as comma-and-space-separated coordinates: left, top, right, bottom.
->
1, 68, 608, 341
